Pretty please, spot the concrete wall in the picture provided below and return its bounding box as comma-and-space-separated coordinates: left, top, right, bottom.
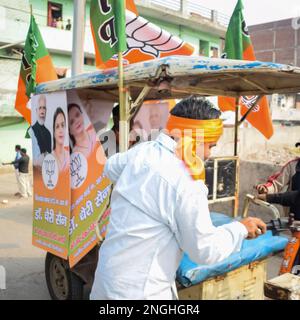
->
212, 125, 300, 162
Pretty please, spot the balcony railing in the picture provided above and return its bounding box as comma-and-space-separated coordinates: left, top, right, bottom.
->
0, 1, 229, 53
142, 0, 230, 27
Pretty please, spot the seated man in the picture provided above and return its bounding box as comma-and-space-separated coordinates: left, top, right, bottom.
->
90, 96, 266, 300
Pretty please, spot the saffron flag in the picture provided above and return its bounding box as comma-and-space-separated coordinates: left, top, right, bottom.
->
15, 15, 57, 123
90, 0, 127, 63
91, 0, 195, 69
218, 0, 273, 139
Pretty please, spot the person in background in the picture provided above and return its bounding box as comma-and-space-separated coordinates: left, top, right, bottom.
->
65, 19, 72, 31
258, 190, 300, 221
2, 145, 22, 196
51, 18, 57, 28
14, 145, 22, 196
99, 105, 120, 158
256, 142, 300, 217
3, 148, 32, 198
56, 17, 64, 29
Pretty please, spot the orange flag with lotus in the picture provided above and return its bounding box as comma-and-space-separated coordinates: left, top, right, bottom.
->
91, 0, 195, 69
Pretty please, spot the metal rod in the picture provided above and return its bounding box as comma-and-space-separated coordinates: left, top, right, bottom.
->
208, 197, 236, 204
212, 159, 218, 201
239, 95, 263, 124
234, 96, 240, 156
0, 41, 25, 50
71, 0, 86, 76
233, 157, 240, 217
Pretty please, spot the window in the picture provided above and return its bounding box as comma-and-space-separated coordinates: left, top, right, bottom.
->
84, 57, 95, 66
47, 2, 63, 28
199, 40, 209, 56
210, 46, 219, 58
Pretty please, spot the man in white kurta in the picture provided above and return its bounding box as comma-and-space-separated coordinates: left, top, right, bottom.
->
90, 97, 265, 300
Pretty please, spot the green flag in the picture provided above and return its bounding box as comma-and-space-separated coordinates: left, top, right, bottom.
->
219, 0, 274, 139
90, 0, 127, 63
15, 14, 57, 123
222, 0, 255, 61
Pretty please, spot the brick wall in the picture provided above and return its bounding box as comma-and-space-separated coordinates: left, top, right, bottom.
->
249, 18, 299, 67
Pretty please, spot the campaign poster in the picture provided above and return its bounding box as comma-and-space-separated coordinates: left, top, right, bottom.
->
30, 92, 71, 259
132, 100, 175, 142
77, 89, 114, 134
67, 90, 111, 268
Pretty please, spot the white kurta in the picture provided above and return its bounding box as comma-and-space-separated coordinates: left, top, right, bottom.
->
90, 133, 248, 300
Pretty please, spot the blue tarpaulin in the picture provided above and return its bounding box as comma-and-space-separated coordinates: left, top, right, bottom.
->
176, 212, 288, 287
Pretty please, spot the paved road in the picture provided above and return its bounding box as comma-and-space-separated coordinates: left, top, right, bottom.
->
0, 172, 49, 300
0, 172, 283, 300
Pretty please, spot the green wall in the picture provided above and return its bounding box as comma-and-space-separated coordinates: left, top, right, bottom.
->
144, 15, 221, 55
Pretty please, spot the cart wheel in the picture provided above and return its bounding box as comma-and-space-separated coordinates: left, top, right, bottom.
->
45, 252, 84, 300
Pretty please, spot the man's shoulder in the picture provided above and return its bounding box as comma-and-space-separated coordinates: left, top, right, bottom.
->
31, 122, 38, 131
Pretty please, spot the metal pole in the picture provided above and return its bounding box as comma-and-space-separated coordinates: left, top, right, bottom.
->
234, 96, 240, 156
71, 0, 86, 76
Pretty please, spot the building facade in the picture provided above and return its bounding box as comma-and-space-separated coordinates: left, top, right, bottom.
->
249, 18, 300, 123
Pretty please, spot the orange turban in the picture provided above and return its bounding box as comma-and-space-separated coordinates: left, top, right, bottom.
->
166, 115, 223, 180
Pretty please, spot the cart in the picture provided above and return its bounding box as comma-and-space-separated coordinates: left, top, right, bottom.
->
32, 55, 300, 300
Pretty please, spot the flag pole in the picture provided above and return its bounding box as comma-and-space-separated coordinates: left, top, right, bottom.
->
72, 0, 86, 76
118, 0, 128, 153
233, 96, 240, 217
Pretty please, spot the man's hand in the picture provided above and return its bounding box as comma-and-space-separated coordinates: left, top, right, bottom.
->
257, 194, 267, 201
240, 217, 267, 239
256, 184, 268, 194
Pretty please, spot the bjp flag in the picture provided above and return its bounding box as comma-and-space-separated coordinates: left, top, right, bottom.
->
15, 14, 57, 123
218, 0, 273, 139
90, 0, 195, 69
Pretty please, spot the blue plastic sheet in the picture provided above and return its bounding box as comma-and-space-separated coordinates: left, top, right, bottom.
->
176, 212, 288, 287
